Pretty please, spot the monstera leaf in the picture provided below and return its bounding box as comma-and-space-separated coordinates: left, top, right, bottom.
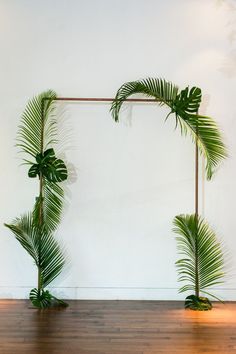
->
28, 148, 68, 183
172, 86, 201, 118
185, 295, 212, 311
30, 288, 68, 309
30, 288, 53, 308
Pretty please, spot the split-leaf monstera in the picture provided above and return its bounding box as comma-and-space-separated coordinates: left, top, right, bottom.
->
28, 148, 67, 182
5, 90, 68, 308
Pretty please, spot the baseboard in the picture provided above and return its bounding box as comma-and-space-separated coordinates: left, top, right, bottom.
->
0, 286, 235, 301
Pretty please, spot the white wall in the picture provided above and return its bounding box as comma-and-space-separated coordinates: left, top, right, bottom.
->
0, 0, 236, 300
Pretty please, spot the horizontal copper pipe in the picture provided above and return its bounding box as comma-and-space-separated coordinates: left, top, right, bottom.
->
53, 97, 159, 103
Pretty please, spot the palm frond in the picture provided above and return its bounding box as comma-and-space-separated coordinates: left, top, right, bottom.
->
33, 180, 64, 232
111, 78, 178, 121
110, 78, 227, 179
40, 222, 66, 288
17, 90, 57, 158
173, 214, 225, 299
17, 91, 67, 232
5, 214, 39, 265
5, 213, 66, 289
6, 90, 68, 308
178, 114, 227, 179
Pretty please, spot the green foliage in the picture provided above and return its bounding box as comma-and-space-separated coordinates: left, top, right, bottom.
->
5, 90, 68, 308
110, 78, 227, 179
33, 180, 65, 233
172, 86, 201, 116
30, 288, 68, 309
30, 288, 53, 309
173, 214, 225, 310
28, 148, 67, 182
17, 90, 57, 157
185, 295, 212, 311
5, 213, 66, 289
17, 91, 67, 232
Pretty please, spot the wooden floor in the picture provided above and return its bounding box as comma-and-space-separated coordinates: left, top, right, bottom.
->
0, 300, 236, 354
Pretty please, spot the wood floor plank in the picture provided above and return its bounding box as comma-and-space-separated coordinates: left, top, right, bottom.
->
0, 300, 235, 353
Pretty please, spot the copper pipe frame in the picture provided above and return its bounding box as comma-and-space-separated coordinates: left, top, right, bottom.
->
42, 96, 199, 215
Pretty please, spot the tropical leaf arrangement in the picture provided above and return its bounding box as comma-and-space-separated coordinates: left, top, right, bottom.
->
3, 78, 226, 310
173, 214, 225, 311
111, 77, 227, 310
5, 90, 68, 308
110, 77, 227, 180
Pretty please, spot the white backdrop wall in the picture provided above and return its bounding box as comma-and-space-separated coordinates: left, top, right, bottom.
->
0, 0, 236, 300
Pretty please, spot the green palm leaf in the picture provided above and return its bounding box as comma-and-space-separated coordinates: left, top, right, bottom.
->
17, 91, 67, 231
111, 78, 227, 179
17, 90, 57, 157
33, 180, 65, 232
32, 176, 65, 233
173, 214, 225, 301
5, 214, 67, 308
5, 214, 40, 264
5, 90, 68, 308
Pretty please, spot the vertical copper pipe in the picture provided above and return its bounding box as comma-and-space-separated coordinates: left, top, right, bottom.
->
37, 97, 45, 293
195, 109, 199, 217
195, 135, 199, 217
195, 116, 199, 298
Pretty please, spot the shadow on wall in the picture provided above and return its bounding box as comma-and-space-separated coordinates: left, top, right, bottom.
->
55, 102, 78, 216
216, 0, 236, 77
